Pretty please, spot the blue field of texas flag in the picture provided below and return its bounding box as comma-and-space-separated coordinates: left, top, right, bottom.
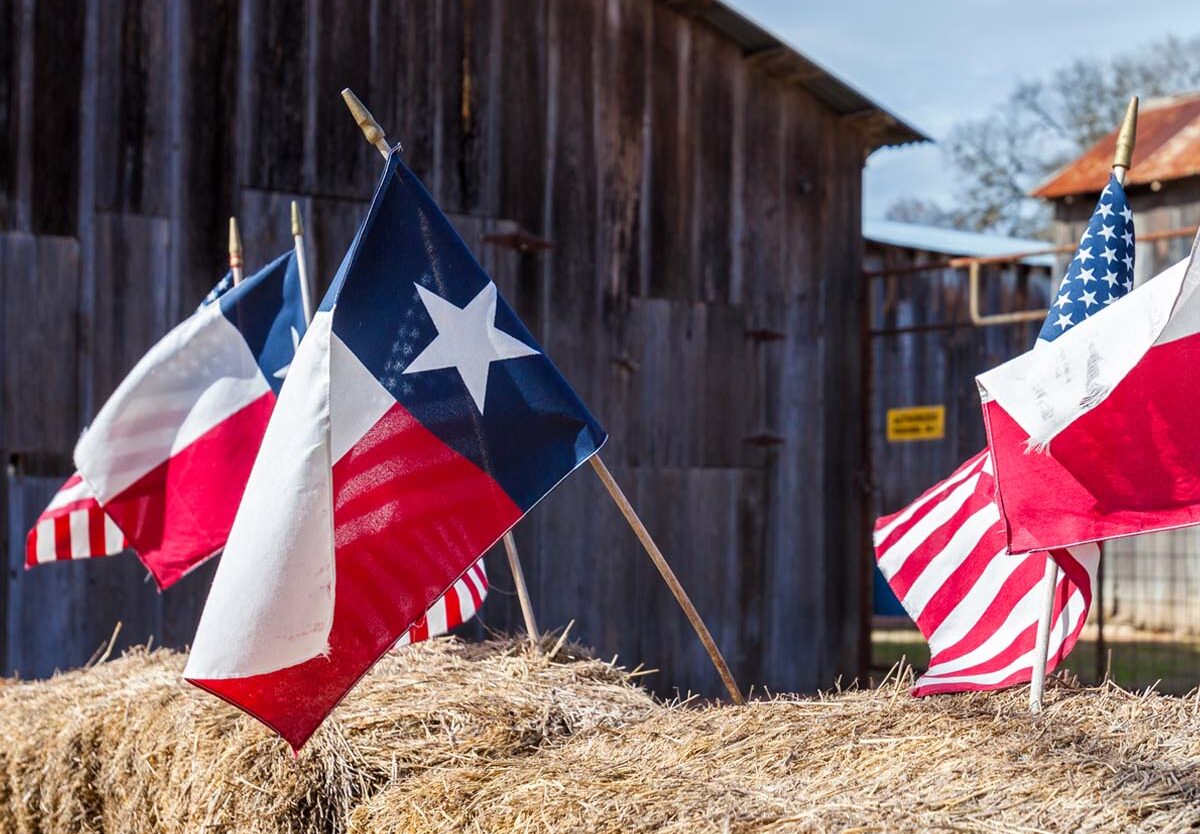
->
185, 150, 606, 750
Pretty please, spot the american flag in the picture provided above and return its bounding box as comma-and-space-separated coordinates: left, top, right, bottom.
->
396, 559, 489, 647
25, 473, 126, 565
875, 173, 1132, 694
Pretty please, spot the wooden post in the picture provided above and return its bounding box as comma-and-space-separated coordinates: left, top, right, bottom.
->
504, 533, 539, 645
340, 87, 541, 647
589, 455, 745, 704
228, 216, 244, 286
1028, 96, 1137, 714
290, 201, 314, 325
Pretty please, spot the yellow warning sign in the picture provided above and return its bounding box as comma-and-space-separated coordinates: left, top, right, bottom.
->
886, 405, 946, 443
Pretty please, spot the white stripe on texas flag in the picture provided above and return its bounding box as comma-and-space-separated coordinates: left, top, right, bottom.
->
73, 295, 277, 588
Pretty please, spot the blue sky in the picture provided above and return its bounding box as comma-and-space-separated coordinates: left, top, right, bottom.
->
730, 0, 1200, 218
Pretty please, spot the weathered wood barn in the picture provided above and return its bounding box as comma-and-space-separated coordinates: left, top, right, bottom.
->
1034, 92, 1200, 639
0, 0, 923, 698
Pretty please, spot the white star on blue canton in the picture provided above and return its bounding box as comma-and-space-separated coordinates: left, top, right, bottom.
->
403, 282, 539, 413
1073, 248, 1093, 264
1101, 269, 1119, 287
1100, 246, 1117, 264
1098, 224, 1116, 241
1054, 312, 1073, 330
1077, 267, 1096, 285
1098, 202, 1114, 219
1054, 292, 1072, 309
1080, 289, 1098, 308
1120, 205, 1133, 222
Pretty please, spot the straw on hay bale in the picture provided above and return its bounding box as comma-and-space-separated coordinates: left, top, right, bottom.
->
3, 637, 1200, 833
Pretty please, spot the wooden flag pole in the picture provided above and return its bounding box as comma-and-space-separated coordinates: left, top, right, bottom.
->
589, 455, 745, 704
291, 201, 314, 325
1029, 95, 1138, 714
340, 87, 540, 647
228, 216, 244, 285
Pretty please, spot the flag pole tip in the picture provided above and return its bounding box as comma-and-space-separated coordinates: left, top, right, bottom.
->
227, 216, 242, 252
341, 88, 387, 149
228, 216, 243, 265
1113, 96, 1139, 171
290, 200, 303, 237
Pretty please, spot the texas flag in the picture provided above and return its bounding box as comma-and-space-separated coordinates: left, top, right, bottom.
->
185, 149, 606, 751
978, 233, 1200, 554
57, 251, 307, 587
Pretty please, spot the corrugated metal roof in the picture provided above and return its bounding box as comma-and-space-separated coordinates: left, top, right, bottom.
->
863, 220, 1057, 267
1033, 93, 1200, 199
669, 1, 929, 151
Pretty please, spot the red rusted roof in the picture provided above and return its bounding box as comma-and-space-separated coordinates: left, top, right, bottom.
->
1033, 93, 1200, 199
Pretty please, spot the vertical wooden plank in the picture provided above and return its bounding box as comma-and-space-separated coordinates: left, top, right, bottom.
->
312, 1, 373, 199
495, 0, 545, 234
10, 0, 32, 232
687, 23, 734, 303
87, 214, 171, 406
645, 3, 692, 300
240, 0, 307, 193
93, 0, 171, 216
759, 88, 828, 692
176, 0, 241, 312
2, 234, 80, 457
818, 123, 866, 680
0, 0, 18, 228
458, 0, 499, 216
30, 0, 83, 234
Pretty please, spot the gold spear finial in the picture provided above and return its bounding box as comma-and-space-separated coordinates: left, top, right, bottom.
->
290, 200, 303, 238
1113, 96, 1139, 171
228, 216, 243, 269
341, 88, 393, 157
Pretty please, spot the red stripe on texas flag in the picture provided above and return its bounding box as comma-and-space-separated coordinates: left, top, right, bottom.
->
189, 401, 523, 751
101, 391, 276, 588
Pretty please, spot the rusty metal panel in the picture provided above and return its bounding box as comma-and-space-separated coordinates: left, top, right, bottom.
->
1035, 94, 1200, 199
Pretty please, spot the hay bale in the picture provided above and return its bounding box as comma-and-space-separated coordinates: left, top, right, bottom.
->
3, 638, 1200, 832
0, 638, 653, 834
349, 675, 1200, 833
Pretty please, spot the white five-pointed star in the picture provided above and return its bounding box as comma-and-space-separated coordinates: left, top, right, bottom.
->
1054, 312, 1073, 330
1054, 292, 1072, 310
1077, 267, 1096, 285
1080, 289, 1098, 308
1097, 202, 1114, 219
1098, 224, 1116, 241
1073, 247, 1093, 264
1101, 269, 1119, 287
1122, 229, 1134, 246
1120, 205, 1133, 222
403, 282, 538, 413
1100, 245, 1117, 264
273, 326, 301, 380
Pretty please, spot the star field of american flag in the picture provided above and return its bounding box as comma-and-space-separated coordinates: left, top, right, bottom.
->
1038, 173, 1135, 342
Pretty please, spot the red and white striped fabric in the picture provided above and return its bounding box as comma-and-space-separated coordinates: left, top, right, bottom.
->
395, 558, 489, 647
874, 449, 1099, 694
24, 472, 126, 565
